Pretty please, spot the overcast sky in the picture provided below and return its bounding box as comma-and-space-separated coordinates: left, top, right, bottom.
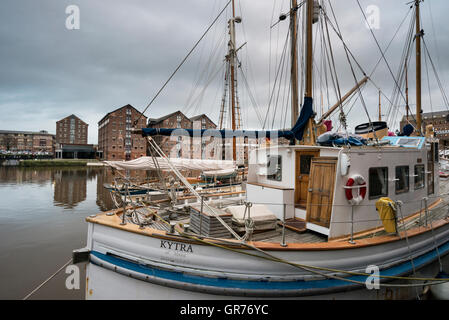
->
1, 0, 449, 144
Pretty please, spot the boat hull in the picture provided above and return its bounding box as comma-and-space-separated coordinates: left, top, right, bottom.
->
85, 256, 448, 300
83, 219, 449, 300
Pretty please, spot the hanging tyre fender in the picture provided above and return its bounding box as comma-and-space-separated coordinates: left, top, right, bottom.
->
345, 175, 367, 205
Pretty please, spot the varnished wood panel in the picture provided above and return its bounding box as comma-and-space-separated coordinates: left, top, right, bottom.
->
295, 150, 320, 207
305, 158, 337, 228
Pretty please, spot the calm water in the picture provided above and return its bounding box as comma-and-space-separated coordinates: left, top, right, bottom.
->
0, 166, 119, 300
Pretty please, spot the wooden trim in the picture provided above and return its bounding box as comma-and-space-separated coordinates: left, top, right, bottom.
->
86, 210, 449, 251
305, 157, 337, 228
247, 182, 294, 191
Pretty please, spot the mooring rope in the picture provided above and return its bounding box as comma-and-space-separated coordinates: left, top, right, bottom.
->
22, 258, 73, 300
176, 226, 449, 288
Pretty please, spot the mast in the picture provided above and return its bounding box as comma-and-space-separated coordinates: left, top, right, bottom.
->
415, 0, 422, 135
290, 0, 299, 127
305, 0, 313, 99
378, 90, 382, 121
301, 0, 316, 145
405, 60, 409, 120
228, 0, 240, 161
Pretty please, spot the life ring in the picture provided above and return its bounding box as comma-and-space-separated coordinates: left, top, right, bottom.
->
345, 175, 367, 205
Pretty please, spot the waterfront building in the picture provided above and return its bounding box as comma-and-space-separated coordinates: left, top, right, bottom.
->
400, 110, 449, 148
148, 111, 193, 159
190, 114, 218, 160
56, 114, 88, 145
0, 130, 55, 155
98, 104, 147, 161
55, 114, 95, 159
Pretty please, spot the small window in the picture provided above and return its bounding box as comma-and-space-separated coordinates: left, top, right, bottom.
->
266, 155, 282, 181
300, 155, 314, 174
414, 165, 425, 190
395, 166, 409, 194
369, 167, 388, 199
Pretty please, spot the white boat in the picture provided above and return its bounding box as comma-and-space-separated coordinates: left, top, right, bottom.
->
80, 135, 449, 299
74, 0, 449, 299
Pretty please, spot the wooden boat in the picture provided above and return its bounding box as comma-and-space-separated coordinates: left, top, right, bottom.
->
74, 0, 449, 299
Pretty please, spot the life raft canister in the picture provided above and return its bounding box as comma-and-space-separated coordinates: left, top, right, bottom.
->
345, 175, 367, 205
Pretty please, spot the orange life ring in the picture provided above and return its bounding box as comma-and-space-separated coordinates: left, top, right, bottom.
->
345, 175, 367, 205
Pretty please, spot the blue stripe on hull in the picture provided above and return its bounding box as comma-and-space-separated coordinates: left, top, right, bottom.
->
90, 240, 449, 291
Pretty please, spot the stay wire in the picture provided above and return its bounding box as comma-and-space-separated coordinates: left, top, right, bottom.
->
133, 0, 232, 127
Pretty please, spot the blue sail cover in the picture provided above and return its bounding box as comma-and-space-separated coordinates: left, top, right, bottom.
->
141, 97, 314, 142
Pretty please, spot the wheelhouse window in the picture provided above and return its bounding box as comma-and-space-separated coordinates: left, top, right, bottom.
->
300, 155, 314, 175
266, 155, 282, 181
395, 166, 409, 194
369, 167, 388, 199
414, 165, 425, 190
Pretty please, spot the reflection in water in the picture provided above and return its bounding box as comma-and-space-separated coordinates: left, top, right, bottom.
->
95, 168, 159, 211
53, 169, 88, 209
0, 166, 163, 299
0, 167, 53, 185
96, 168, 115, 211
0, 167, 112, 211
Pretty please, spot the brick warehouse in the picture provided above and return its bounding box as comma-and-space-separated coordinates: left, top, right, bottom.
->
55, 114, 95, 159
56, 114, 88, 145
400, 110, 449, 148
98, 104, 147, 161
0, 130, 55, 154
148, 111, 219, 160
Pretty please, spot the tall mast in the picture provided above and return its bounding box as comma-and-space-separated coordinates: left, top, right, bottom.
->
415, 0, 422, 135
305, 0, 313, 99
290, 0, 299, 127
229, 0, 239, 161
301, 0, 316, 145
405, 60, 409, 120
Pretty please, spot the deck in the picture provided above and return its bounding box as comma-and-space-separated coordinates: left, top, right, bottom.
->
105, 178, 449, 247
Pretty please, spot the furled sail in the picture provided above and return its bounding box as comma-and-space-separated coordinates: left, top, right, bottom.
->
104, 156, 235, 172
140, 99, 314, 143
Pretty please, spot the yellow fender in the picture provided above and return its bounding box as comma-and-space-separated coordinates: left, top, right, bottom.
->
375, 197, 397, 234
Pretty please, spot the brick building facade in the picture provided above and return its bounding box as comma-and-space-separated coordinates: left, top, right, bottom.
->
0, 130, 55, 154
147, 111, 267, 163
400, 111, 449, 148
56, 114, 88, 145
98, 104, 147, 161
148, 111, 194, 159
190, 114, 218, 159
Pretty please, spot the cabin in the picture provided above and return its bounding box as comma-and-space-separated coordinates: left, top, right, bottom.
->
246, 136, 440, 239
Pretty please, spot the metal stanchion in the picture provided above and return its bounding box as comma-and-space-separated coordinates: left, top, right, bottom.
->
349, 205, 355, 244
424, 197, 428, 227
281, 203, 287, 247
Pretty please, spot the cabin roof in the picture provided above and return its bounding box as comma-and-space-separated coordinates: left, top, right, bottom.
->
381, 136, 426, 149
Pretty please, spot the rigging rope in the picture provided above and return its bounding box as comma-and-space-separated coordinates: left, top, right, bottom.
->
134, 0, 232, 127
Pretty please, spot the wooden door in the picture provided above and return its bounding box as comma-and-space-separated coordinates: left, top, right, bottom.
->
305, 157, 337, 228
295, 150, 319, 208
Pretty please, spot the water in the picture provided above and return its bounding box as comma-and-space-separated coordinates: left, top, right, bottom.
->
0, 166, 117, 300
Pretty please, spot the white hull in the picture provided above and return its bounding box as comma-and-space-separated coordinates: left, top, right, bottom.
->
83, 219, 449, 300
85, 259, 447, 300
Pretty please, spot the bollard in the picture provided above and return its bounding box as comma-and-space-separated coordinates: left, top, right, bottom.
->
169, 221, 176, 234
